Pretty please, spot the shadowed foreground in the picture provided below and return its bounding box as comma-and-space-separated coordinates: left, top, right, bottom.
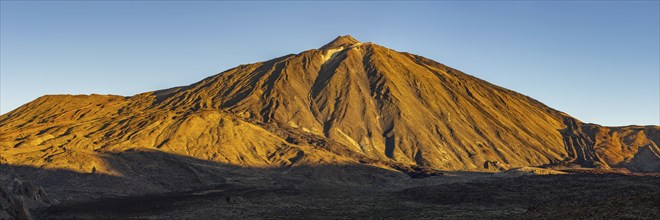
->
1, 150, 658, 219
34, 174, 660, 219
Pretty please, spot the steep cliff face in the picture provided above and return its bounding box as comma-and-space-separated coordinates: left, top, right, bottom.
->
0, 35, 658, 174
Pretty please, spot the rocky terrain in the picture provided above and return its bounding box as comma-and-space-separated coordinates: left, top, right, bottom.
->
1, 178, 53, 220
29, 168, 660, 219
0, 35, 658, 219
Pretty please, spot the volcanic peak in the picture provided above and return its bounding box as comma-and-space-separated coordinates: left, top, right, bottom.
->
320, 35, 361, 50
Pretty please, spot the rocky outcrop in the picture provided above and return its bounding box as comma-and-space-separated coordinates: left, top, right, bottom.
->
1, 186, 32, 220
11, 179, 52, 205
0, 179, 54, 220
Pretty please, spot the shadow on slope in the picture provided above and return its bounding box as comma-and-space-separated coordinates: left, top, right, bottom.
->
1, 149, 446, 218
3, 150, 658, 219
1, 149, 416, 202
1, 149, 500, 219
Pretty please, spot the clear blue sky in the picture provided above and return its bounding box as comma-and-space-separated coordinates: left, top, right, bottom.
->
1, 1, 658, 126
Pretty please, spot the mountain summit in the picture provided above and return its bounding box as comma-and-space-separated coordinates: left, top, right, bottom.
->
321, 35, 361, 49
1, 36, 658, 177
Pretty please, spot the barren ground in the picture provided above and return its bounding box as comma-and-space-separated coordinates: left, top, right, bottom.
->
34, 172, 660, 219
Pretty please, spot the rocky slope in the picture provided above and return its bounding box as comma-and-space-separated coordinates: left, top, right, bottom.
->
0, 35, 658, 181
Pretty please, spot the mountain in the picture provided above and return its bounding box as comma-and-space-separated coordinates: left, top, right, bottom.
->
1, 35, 658, 178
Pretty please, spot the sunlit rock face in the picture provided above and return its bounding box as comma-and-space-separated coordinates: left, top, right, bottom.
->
0, 35, 658, 179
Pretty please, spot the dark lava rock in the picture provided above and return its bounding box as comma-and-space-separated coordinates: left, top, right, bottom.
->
1, 186, 33, 220
11, 179, 51, 204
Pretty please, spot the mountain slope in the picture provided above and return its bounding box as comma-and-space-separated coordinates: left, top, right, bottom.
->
1, 35, 658, 174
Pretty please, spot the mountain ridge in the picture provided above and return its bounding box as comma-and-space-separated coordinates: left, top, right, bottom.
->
1, 35, 658, 175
